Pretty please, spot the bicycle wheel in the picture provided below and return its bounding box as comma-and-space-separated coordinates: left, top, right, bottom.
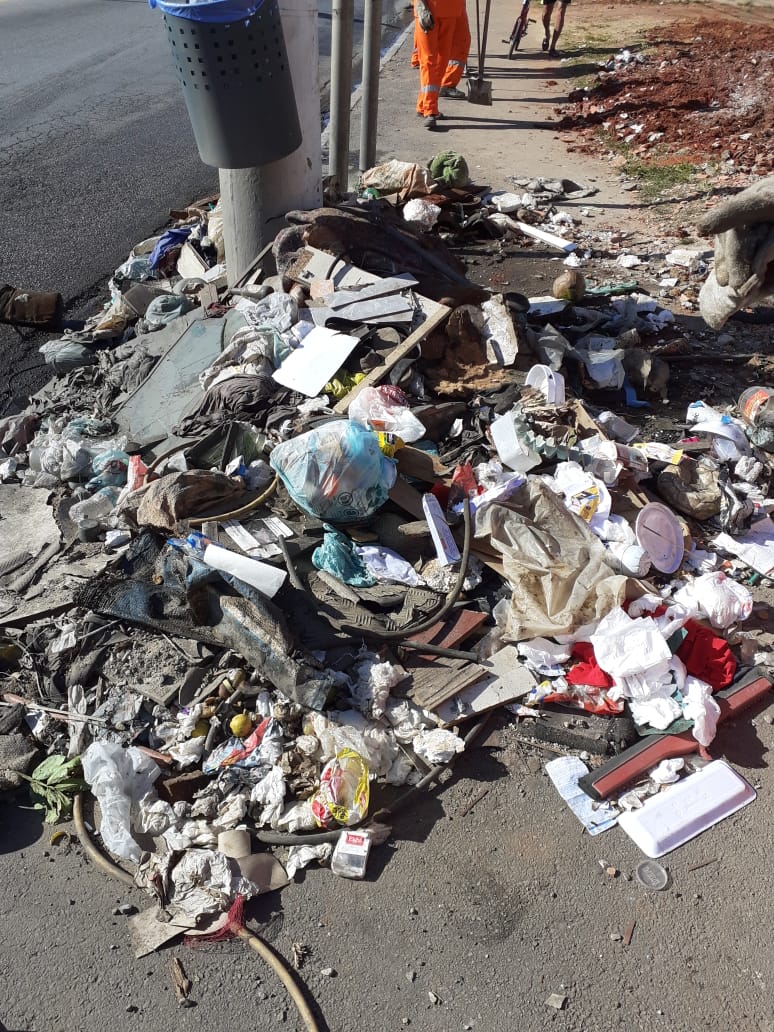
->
508, 15, 525, 58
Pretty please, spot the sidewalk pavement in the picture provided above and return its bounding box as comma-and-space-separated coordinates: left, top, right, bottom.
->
349, 1, 645, 232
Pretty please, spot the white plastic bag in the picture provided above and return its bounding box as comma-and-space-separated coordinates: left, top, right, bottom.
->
348, 386, 426, 443
413, 728, 464, 765
81, 742, 161, 863
682, 676, 721, 747
403, 198, 441, 229
673, 572, 752, 629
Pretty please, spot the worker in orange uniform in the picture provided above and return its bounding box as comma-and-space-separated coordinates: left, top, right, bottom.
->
412, 8, 469, 100
440, 8, 470, 99
415, 0, 467, 130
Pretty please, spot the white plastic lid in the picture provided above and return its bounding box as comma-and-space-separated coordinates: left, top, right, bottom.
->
635, 502, 684, 574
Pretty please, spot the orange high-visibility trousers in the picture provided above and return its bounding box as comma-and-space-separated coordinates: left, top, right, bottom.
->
441, 10, 470, 88
411, 23, 420, 67
415, 17, 457, 116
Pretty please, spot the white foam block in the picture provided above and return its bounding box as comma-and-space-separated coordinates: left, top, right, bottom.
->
617, 760, 756, 858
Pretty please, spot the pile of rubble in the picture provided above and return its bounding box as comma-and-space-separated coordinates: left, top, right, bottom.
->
558, 20, 774, 178
1, 156, 773, 974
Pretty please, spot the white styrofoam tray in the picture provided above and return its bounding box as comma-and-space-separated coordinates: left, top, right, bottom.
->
617, 760, 756, 858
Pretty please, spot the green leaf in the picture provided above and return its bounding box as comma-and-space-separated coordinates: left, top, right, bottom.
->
31, 755, 82, 786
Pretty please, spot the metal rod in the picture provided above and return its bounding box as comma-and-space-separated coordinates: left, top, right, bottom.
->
358, 0, 382, 172
329, 0, 354, 192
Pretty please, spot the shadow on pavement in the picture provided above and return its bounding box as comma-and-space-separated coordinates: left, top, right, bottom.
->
0, 798, 44, 853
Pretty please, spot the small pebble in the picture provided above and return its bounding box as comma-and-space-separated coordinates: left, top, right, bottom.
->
428, 991, 441, 1005
406, 971, 416, 983
126, 1005, 138, 1014
546, 993, 567, 1010
610, 933, 623, 942
320, 967, 336, 978
112, 904, 137, 916
409, 906, 418, 915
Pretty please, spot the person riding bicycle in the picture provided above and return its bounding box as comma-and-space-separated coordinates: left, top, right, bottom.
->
541, 0, 570, 57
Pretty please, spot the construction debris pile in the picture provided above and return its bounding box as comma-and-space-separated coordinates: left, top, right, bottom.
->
558, 22, 774, 178
2, 158, 774, 958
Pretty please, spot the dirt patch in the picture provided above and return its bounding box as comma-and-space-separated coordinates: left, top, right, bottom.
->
556, 17, 774, 176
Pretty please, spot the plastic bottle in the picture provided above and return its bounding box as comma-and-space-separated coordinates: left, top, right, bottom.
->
69, 486, 121, 525
738, 387, 774, 428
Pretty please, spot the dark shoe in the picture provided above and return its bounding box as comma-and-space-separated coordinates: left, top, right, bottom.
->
542, 36, 549, 51
440, 86, 466, 99
424, 116, 439, 130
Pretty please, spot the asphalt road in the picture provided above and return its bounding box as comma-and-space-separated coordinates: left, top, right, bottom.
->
0, 0, 409, 413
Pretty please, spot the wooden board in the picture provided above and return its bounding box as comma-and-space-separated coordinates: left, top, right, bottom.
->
407, 655, 488, 710
434, 645, 536, 726
333, 301, 450, 414
408, 609, 488, 660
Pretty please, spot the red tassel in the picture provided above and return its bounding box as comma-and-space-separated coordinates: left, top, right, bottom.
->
185, 894, 245, 947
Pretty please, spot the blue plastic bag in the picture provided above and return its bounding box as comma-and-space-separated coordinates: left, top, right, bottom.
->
270, 421, 396, 523
149, 0, 266, 23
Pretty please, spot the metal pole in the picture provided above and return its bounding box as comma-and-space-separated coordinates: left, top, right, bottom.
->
359, 0, 382, 172
329, 0, 354, 193
220, 0, 322, 287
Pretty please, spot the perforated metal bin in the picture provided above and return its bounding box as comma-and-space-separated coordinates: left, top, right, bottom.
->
161, 0, 302, 169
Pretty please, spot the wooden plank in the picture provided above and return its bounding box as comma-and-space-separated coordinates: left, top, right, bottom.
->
408, 655, 488, 710
333, 301, 450, 414
408, 609, 488, 660
396, 446, 450, 483
434, 645, 536, 726
388, 479, 426, 519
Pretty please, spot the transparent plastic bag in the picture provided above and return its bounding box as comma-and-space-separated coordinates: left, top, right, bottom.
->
81, 741, 161, 863
270, 420, 396, 522
310, 748, 370, 828
348, 386, 426, 443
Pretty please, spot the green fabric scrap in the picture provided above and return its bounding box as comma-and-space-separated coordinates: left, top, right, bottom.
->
428, 151, 470, 189
312, 524, 376, 587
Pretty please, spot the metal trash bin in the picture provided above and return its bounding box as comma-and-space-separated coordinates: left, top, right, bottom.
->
150, 0, 302, 169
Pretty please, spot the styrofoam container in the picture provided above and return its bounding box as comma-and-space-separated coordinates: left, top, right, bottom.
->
617, 760, 756, 858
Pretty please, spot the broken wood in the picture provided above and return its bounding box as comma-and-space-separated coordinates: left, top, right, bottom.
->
407, 609, 488, 660
407, 655, 487, 710
334, 302, 450, 414
169, 957, 192, 1005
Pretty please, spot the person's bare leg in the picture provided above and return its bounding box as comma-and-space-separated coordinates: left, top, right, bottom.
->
542, 1, 554, 49
549, 1, 566, 53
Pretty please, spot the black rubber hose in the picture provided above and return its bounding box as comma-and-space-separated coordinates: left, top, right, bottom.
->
399, 642, 479, 662
340, 495, 473, 642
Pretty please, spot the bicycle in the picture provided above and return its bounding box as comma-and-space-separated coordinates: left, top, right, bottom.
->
504, 0, 531, 59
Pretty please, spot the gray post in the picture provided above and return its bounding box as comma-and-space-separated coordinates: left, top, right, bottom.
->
359, 0, 382, 172
329, 0, 354, 193
220, 0, 322, 287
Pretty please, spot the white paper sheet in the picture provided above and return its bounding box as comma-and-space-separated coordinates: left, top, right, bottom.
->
271, 326, 360, 397
714, 517, 774, 576
545, 755, 618, 836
